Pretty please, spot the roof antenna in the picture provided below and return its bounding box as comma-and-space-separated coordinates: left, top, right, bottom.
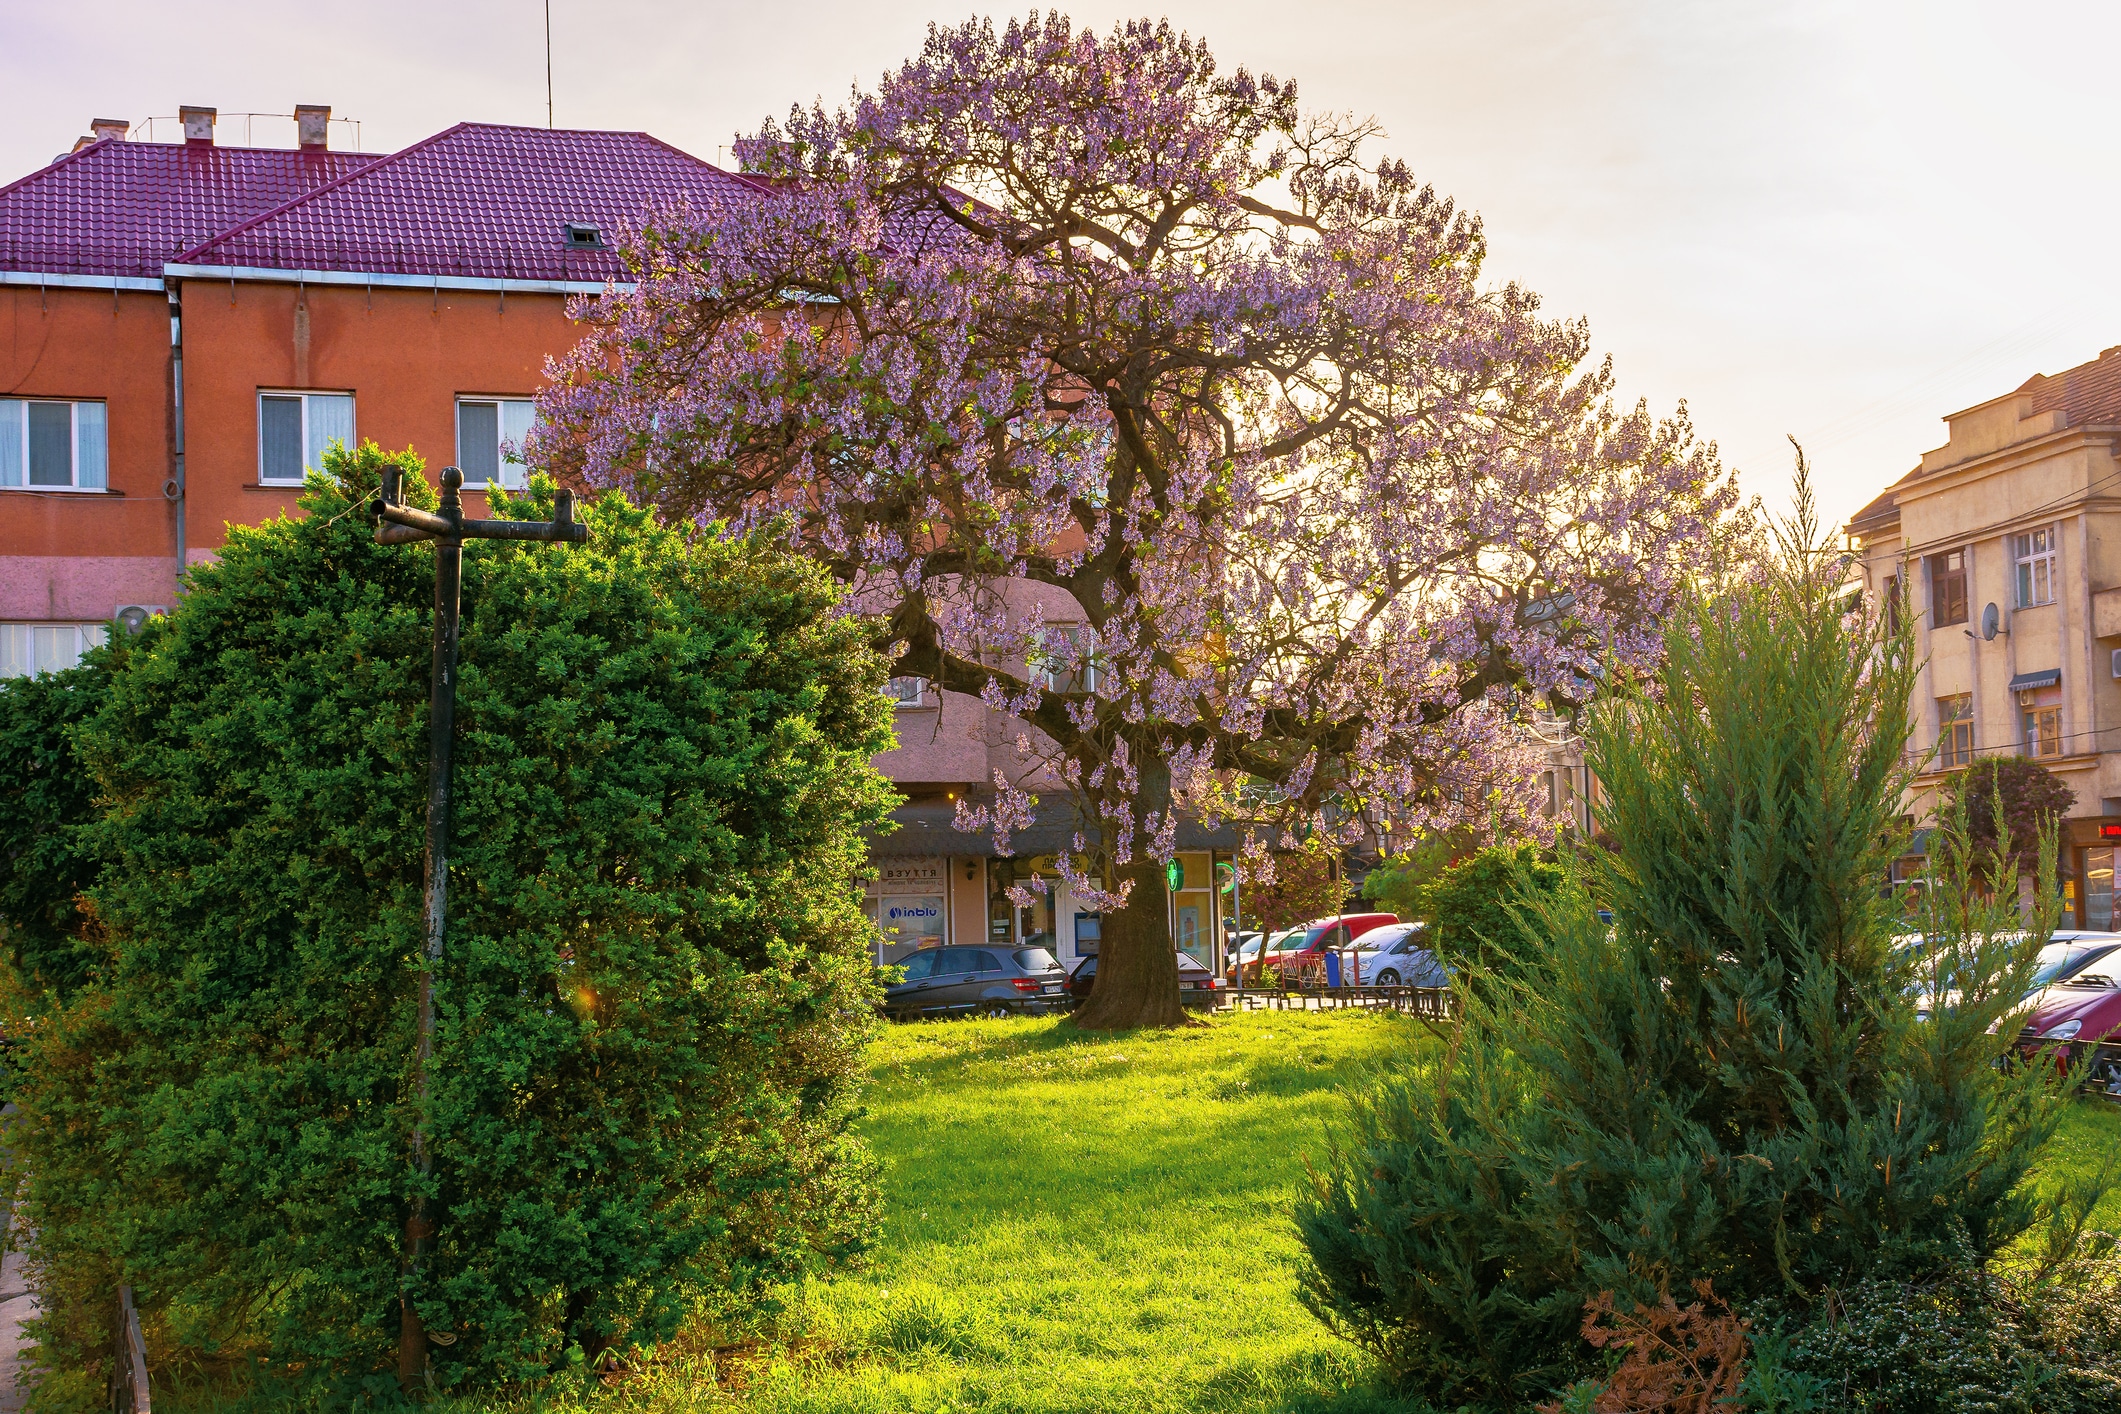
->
545, 0, 554, 128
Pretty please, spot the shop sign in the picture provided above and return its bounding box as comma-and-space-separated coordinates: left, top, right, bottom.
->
875, 856, 947, 894
883, 897, 946, 938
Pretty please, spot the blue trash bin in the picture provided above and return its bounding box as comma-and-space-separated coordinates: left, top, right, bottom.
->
1324, 951, 1342, 988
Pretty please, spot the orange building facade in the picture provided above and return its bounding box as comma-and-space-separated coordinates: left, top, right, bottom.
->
172, 279, 581, 557
0, 111, 1242, 971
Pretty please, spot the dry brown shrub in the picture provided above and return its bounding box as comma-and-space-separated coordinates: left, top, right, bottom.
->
1539, 1279, 1749, 1414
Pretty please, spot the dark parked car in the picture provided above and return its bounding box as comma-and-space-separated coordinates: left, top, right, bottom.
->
883, 945, 1070, 1019
1067, 952, 1227, 1008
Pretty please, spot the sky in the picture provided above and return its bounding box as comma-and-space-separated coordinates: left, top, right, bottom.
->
7, 0, 2118, 531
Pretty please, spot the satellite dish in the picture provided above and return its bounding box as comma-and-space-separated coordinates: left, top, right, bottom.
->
1982, 603, 2002, 641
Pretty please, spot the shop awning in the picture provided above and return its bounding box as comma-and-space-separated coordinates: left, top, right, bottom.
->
2009, 668, 2061, 692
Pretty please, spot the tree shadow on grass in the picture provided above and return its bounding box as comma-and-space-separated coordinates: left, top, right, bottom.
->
869, 1015, 1116, 1082
1199, 1346, 1448, 1414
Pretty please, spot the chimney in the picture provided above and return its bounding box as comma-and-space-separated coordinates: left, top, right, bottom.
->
70, 135, 98, 154
295, 104, 330, 150
179, 105, 216, 144
90, 117, 129, 142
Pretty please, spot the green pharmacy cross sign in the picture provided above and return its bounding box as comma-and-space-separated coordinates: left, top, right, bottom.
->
1166, 859, 1185, 893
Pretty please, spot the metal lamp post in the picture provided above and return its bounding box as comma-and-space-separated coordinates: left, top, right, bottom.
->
374, 464, 589, 1390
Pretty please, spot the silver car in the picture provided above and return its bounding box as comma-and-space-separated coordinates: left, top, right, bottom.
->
1346, 922, 1450, 988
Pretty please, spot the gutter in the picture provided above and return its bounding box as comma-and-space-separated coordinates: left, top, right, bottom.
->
161, 263, 629, 296
0, 271, 165, 292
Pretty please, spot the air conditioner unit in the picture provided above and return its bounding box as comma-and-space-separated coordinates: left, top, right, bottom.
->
114, 604, 167, 634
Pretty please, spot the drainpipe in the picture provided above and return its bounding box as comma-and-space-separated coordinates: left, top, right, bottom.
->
166, 279, 185, 591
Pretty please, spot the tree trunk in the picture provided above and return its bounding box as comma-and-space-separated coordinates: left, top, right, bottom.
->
1073, 855, 1194, 1030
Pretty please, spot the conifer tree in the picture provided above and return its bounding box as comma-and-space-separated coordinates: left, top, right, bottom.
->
1295, 475, 2079, 1409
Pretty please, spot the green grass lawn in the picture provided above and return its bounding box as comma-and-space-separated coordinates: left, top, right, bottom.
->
555, 1010, 1436, 1414
481, 1010, 2121, 1414
159, 1007, 2069, 1414
2031, 1092, 2121, 1230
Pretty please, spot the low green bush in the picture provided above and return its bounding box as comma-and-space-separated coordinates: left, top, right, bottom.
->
1411, 841, 1564, 980
15, 443, 896, 1400
1744, 1240, 2121, 1414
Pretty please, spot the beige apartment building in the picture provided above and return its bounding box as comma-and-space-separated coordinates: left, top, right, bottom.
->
1848, 344, 2121, 927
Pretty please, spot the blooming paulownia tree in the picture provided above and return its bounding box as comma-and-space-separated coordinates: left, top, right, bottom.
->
539, 14, 1738, 1028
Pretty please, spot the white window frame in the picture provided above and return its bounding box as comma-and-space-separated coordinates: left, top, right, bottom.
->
882, 676, 928, 707
2013, 525, 2058, 608
454, 396, 539, 490
1035, 623, 1100, 695
0, 622, 110, 678
0, 398, 108, 492
256, 390, 355, 485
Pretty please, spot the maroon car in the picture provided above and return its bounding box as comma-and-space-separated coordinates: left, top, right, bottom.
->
2020, 961, 2121, 1091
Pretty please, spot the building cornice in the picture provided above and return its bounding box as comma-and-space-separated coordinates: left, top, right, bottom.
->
1896, 422, 2121, 508
1882, 494, 2121, 562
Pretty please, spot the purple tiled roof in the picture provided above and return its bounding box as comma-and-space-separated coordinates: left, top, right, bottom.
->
0, 139, 378, 279
178, 123, 762, 282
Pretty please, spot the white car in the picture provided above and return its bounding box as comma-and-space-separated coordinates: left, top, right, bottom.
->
1910, 931, 2121, 1020
1346, 922, 1450, 988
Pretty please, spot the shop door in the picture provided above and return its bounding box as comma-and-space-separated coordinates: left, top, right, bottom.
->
1175, 891, 1212, 968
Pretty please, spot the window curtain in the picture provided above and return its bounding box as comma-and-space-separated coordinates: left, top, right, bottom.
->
74, 401, 107, 490
1, 625, 97, 678
457, 401, 500, 487
0, 401, 21, 487
305, 394, 354, 477
27, 401, 72, 486
260, 396, 304, 482
499, 400, 537, 490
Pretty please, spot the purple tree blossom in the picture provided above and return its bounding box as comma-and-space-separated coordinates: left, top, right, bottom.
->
537, 14, 1739, 1027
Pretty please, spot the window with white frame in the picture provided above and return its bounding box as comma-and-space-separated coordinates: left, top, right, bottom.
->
1, 622, 109, 678
258, 391, 354, 484
2014, 525, 2058, 608
456, 398, 538, 489
0, 399, 108, 491
1035, 624, 1099, 694
882, 676, 928, 707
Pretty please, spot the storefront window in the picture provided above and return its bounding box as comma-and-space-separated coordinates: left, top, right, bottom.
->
988, 857, 1056, 950
2086, 848, 2114, 931
869, 855, 948, 962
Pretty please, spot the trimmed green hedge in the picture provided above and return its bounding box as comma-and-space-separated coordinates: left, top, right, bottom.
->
15, 443, 896, 1401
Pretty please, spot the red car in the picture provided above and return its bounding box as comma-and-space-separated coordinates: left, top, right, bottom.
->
1229, 912, 1399, 984
2020, 959, 2121, 1092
